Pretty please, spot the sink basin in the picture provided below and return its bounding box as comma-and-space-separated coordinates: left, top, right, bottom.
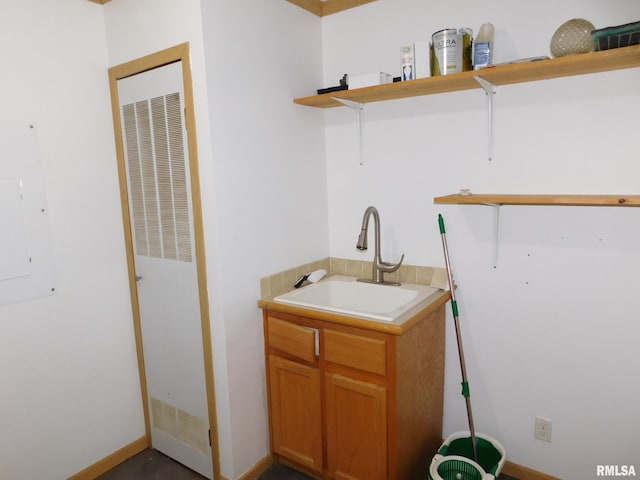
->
273, 275, 441, 321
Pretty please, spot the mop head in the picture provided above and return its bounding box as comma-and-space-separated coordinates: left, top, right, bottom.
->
429, 431, 505, 480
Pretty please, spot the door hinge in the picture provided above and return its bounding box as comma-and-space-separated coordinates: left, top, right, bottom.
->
208, 429, 211, 446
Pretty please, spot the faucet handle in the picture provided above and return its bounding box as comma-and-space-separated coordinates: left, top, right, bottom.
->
379, 254, 404, 273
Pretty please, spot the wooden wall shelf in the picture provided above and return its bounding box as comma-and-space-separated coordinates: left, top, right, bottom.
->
294, 44, 640, 108
435, 193, 640, 267
434, 194, 640, 207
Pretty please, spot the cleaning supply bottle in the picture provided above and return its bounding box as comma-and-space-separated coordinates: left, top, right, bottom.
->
473, 23, 494, 69
401, 44, 414, 80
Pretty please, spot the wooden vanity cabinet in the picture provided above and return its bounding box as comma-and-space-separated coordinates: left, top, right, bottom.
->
262, 303, 446, 480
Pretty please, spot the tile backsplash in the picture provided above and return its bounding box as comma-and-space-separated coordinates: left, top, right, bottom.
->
260, 257, 447, 298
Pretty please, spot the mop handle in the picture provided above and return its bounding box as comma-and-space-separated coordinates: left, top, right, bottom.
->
438, 214, 479, 462
438, 214, 457, 303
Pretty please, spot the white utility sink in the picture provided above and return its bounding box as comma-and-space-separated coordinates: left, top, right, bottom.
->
273, 275, 440, 322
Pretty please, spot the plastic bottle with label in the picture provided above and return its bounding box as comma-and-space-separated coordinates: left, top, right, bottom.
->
401, 44, 414, 81
473, 23, 495, 69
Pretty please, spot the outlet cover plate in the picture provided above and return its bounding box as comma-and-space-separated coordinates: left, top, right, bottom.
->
535, 416, 552, 442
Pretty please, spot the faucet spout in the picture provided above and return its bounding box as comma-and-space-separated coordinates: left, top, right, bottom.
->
356, 206, 377, 251
355, 206, 404, 285
356, 228, 368, 251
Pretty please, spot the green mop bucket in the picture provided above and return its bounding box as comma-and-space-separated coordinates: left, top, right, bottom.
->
429, 431, 505, 480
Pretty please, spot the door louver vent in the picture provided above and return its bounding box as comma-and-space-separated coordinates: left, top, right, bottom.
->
123, 93, 192, 263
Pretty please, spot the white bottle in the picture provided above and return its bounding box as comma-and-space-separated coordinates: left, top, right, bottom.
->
401, 44, 414, 81
473, 23, 495, 70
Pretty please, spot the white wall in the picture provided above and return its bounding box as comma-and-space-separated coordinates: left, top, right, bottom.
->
322, 1, 640, 478
0, 1, 144, 479
200, 1, 327, 477
102, 0, 237, 475
105, 0, 327, 478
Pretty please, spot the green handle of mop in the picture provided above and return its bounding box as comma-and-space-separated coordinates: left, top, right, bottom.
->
461, 381, 470, 398
451, 299, 459, 317
438, 214, 446, 234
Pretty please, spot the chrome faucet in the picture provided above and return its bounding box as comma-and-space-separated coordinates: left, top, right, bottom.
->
356, 206, 404, 285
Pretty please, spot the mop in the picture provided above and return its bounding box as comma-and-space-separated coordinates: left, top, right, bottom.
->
438, 213, 479, 462
428, 214, 506, 480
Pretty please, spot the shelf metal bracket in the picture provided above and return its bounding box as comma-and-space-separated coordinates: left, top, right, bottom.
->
474, 75, 497, 162
332, 97, 365, 165
482, 202, 502, 268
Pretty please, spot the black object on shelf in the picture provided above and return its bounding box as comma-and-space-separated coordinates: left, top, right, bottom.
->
592, 20, 640, 51
317, 74, 348, 95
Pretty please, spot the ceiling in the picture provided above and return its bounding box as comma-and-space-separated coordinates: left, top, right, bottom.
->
85, 0, 376, 16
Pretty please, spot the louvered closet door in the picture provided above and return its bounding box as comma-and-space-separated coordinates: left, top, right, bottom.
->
118, 61, 212, 479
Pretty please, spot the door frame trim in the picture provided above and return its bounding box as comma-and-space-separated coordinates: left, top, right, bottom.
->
108, 42, 221, 479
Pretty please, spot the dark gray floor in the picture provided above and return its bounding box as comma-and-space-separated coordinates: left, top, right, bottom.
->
96, 449, 206, 480
257, 463, 314, 480
97, 448, 518, 479
95, 449, 312, 480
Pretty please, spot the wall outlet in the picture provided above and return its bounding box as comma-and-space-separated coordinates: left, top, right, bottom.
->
534, 416, 552, 442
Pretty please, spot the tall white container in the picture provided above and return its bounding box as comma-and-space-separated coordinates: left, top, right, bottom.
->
401, 44, 414, 80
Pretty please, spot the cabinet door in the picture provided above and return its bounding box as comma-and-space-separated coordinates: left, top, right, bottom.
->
326, 373, 387, 480
268, 355, 323, 472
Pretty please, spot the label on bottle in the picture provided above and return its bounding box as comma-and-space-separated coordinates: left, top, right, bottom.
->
473, 41, 492, 69
401, 45, 414, 81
